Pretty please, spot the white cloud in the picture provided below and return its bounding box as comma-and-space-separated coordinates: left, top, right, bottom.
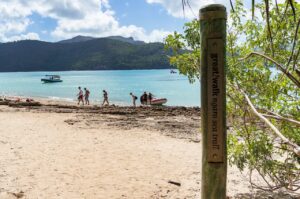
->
146, 0, 229, 19
2, 32, 40, 42
49, 0, 171, 42
0, 0, 171, 43
143, 29, 173, 42
110, 26, 172, 42
0, 18, 31, 34
0, 1, 32, 19
0, 0, 35, 41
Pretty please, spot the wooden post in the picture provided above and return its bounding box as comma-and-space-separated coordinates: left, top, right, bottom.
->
200, 4, 227, 199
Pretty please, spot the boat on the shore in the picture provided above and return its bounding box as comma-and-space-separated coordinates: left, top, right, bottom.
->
150, 98, 167, 106
41, 75, 63, 83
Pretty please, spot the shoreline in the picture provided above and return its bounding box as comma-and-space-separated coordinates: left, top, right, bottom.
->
0, 96, 201, 142
0, 94, 201, 108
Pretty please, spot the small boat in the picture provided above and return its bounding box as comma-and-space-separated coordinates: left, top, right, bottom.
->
41, 75, 63, 83
150, 98, 167, 106
170, 69, 177, 74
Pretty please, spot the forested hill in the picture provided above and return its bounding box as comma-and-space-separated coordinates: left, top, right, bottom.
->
0, 36, 172, 72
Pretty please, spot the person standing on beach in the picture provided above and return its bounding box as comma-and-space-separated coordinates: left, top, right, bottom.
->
102, 90, 109, 106
148, 92, 154, 105
130, 92, 137, 107
77, 87, 84, 105
84, 88, 90, 105
140, 92, 148, 105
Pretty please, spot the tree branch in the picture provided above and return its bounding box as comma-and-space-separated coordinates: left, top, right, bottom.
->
262, 112, 300, 127
230, 0, 235, 13
274, 0, 279, 15
252, 0, 255, 20
237, 52, 300, 88
293, 48, 300, 72
286, 18, 300, 69
239, 89, 300, 157
288, 0, 296, 22
264, 0, 274, 56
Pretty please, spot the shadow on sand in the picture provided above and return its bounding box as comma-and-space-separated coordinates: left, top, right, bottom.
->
233, 190, 299, 199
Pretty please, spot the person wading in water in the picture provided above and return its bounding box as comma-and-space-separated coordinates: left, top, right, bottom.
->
140, 92, 148, 105
130, 92, 137, 107
102, 90, 109, 106
84, 88, 90, 105
148, 92, 154, 105
77, 87, 84, 105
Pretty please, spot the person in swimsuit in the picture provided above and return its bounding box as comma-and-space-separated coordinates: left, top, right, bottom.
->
84, 88, 90, 105
130, 92, 137, 107
148, 92, 154, 105
102, 90, 109, 106
140, 92, 148, 105
77, 87, 84, 105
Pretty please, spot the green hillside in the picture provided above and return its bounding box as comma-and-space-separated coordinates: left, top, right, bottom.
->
0, 36, 171, 72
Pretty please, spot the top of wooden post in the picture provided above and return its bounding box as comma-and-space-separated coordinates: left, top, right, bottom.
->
199, 4, 227, 21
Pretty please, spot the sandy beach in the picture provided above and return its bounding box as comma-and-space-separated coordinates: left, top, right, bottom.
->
0, 100, 298, 199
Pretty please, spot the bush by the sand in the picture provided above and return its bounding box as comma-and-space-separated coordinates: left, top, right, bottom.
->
165, 0, 300, 192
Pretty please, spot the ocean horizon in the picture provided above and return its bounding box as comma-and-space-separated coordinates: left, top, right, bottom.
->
0, 69, 200, 107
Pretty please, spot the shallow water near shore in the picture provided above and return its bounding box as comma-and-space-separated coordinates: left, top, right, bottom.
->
0, 69, 200, 106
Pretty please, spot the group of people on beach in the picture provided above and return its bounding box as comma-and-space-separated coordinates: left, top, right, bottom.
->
77, 87, 90, 105
77, 87, 154, 107
77, 87, 109, 106
139, 92, 154, 105
129, 92, 153, 107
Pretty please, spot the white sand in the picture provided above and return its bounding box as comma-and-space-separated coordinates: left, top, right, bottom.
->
0, 106, 262, 198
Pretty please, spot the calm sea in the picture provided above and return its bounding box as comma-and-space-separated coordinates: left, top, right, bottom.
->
0, 70, 200, 107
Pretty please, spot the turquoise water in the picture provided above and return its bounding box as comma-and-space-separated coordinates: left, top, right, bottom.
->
0, 70, 200, 107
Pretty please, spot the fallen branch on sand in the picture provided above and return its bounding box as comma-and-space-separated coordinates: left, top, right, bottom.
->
168, 180, 181, 186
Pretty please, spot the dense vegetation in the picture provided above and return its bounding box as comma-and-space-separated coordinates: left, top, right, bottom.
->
0, 36, 171, 72
166, 0, 300, 192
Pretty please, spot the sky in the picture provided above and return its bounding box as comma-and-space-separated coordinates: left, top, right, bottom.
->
0, 0, 230, 43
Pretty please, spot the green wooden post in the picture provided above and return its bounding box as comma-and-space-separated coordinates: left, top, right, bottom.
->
200, 4, 227, 199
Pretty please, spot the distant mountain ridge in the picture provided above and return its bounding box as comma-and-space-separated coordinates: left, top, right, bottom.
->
105, 36, 145, 45
58, 35, 145, 45
58, 35, 96, 43
0, 36, 171, 72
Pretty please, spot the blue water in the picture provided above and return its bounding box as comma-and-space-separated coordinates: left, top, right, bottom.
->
0, 70, 200, 106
